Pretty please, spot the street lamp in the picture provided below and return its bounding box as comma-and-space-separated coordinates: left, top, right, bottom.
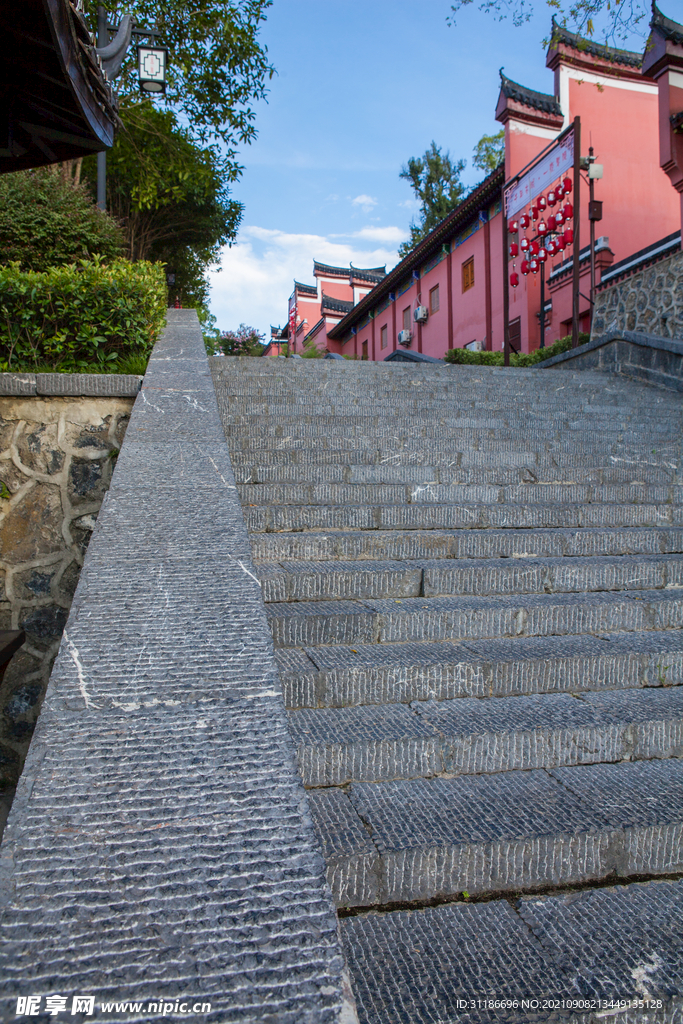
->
137, 45, 168, 94
94, 6, 168, 210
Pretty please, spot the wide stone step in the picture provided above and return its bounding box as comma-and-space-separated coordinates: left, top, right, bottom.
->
265, 588, 683, 648
340, 878, 683, 1023
245, 501, 683, 534
239, 481, 681, 506
289, 686, 683, 786
233, 461, 679, 486
257, 553, 683, 603
251, 526, 683, 563
228, 432, 681, 460
274, 630, 683, 708
308, 758, 683, 907
223, 419, 676, 442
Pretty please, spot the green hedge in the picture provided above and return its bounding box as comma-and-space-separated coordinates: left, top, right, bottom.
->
444, 333, 590, 367
0, 258, 167, 372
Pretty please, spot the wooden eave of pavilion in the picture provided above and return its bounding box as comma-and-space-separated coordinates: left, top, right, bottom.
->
327, 164, 505, 343
0, 0, 120, 173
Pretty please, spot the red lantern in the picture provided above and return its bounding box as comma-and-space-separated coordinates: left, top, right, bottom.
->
556, 183, 565, 200
521, 259, 530, 276
520, 236, 530, 251
538, 248, 548, 263
530, 239, 540, 255
509, 243, 519, 258
538, 219, 548, 236
537, 195, 547, 211
556, 235, 566, 251
531, 206, 539, 221
555, 210, 564, 226
509, 219, 519, 234
546, 240, 556, 256
510, 272, 519, 288
563, 177, 573, 193
563, 227, 574, 245
529, 258, 539, 274
563, 202, 573, 220
519, 213, 530, 229
547, 214, 557, 231
547, 189, 557, 207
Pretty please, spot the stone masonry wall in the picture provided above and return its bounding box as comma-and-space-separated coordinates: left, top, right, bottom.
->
592, 249, 683, 340
0, 377, 139, 801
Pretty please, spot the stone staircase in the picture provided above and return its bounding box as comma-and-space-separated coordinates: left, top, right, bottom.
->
211, 357, 683, 1022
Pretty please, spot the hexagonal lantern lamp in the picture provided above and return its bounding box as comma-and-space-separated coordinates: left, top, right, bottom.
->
137, 45, 168, 93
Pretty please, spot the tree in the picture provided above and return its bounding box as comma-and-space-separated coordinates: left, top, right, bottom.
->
219, 324, 266, 356
83, 1, 274, 156
472, 129, 505, 173
398, 142, 467, 257
447, 0, 647, 44
0, 168, 123, 272
82, 99, 242, 307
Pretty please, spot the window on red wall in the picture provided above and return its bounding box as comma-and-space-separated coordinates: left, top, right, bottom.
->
462, 257, 474, 293
429, 285, 440, 314
380, 325, 388, 349
402, 307, 411, 331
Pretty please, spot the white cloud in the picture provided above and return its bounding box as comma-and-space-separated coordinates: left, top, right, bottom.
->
352, 226, 407, 244
351, 194, 378, 213
208, 226, 401, 338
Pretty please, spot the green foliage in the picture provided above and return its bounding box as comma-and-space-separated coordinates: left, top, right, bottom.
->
82, 99, 242, 309
219, 324, 265, 356
0, 167, 123, 272
0, 258, 167, 372
83, 1, 274, 152
472, 130, 505, 173
301, 338, 325, 358
444, 333, 590, 366
398, 142, 467, 258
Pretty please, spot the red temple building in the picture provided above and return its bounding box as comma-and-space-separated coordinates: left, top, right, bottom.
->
286, 262, 386, 354
292, 7, 682, 360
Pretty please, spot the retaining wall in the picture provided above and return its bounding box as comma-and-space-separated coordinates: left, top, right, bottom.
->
0, 312, 352, 1023
534, 330, 683, 392
591, 248, 683, 339
0, 376, 139, 809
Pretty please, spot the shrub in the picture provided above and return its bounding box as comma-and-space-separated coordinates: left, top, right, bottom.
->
444, 333, 590, 367
219, 324, 265, 356
0, 258, 167, 372
0, 167, 124, 272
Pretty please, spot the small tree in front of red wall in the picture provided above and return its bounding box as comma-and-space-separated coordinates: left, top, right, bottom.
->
219, 324, 266, 356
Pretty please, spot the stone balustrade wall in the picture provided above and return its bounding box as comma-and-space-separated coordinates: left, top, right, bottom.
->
0, 375, 140, 801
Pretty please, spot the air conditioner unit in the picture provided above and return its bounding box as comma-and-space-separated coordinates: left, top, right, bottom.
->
397, 329, 412, 346
413, 306, 428, 323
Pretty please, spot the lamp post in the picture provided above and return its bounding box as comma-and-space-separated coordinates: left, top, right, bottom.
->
587, 147, 603, 324
94, 7, 168, 212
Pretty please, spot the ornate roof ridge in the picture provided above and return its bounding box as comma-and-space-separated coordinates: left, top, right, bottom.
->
294, 280, 317, 293
499, 70, 562, 116
321, 294, 354, 314
651, 2, 683, 45
549, 15, 643, 67
314, 261, 386, 277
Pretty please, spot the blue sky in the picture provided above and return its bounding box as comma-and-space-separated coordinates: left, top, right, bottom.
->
208, 0, 648, 338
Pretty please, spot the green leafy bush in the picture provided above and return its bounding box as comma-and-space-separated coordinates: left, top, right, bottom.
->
0, 168, 124, 272
0, 258, 167, 372
444, 333, 589, 367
